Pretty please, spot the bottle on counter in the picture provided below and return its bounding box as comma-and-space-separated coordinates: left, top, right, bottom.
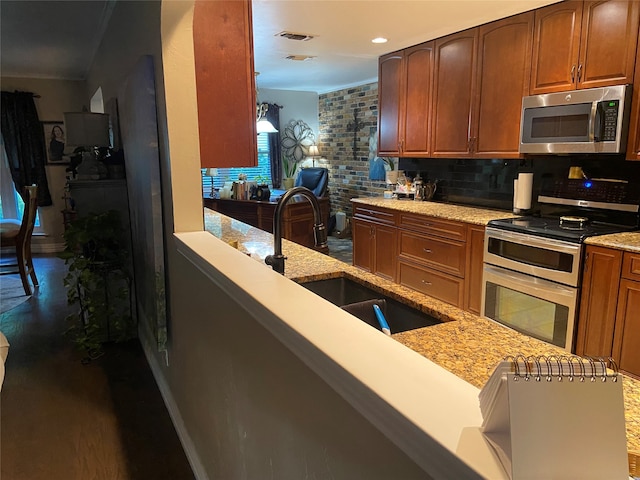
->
414, 172, 423, 201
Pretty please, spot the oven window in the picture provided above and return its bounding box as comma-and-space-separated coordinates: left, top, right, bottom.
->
487, 237, 574, 273
484, 282, 568, 348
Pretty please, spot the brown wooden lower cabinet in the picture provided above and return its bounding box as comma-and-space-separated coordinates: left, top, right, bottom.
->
464, 225, 485, 314
204, 197, 330, 251
575, 245, 622, 358
352, 201, 485, 314
613, 278, 640, 378
398, 261, 464, 307
352, 217, 397, 281
576, 246, 640, 379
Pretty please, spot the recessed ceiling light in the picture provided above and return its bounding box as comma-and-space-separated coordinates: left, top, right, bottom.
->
371, 37, 388, 44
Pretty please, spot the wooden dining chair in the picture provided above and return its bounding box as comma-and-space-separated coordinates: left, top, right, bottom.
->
0, 185, 39, 295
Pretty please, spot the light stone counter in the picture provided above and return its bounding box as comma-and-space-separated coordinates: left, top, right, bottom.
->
204, 207, 640, 456
351, 197, 515, 225
585, 231, 640, 253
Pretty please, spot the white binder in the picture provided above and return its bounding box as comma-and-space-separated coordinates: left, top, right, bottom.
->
478, 356, 628, 479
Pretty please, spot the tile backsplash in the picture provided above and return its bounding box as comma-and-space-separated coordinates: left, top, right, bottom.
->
400, 155, 640, 212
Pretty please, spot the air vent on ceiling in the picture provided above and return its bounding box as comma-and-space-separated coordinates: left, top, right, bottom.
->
276, 31, 315, 42
285, 55, 316, 62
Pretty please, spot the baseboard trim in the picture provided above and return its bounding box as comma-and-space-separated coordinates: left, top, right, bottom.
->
138, 322, 209, 480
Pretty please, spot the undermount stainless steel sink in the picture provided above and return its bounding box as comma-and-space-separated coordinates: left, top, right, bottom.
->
299, 277, 441, 333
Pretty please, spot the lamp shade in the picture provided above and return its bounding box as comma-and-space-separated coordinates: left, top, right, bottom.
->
64, 112, 110, 147
256, 118, 278, 134
308, 145, 320, 157
205, 168, 219, 177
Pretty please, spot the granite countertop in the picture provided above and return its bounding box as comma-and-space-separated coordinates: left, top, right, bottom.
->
352, 197, 515, 226
203, 207, 640, 455
585, 231, 640, 253
355, 197, 640, 254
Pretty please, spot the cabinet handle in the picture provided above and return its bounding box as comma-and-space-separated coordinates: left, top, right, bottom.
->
423, 248, 432, 254
577, 64, 582, 82
421, 280, 432, 286
571, 65, 576, 83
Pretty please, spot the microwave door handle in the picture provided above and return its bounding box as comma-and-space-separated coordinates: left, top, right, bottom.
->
588, 101, 598, 142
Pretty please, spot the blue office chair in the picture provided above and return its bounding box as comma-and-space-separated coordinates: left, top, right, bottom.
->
294, 167, 329, 197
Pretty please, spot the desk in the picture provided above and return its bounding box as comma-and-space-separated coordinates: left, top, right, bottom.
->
204, 196, 330, 251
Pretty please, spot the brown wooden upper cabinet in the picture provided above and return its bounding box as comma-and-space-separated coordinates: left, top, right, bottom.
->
193, 0, 258, 168
430, 13, 534, 158
530, 0, 640, 94
377, 42, 434, 157
431, 30, 478, 157
627, 29, 640, 160
472, 12, 534, 158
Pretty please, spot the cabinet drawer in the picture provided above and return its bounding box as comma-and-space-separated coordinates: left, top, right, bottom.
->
398, 230, 465, 277
622, 252, 640, 282
399, 261, 464, 307
353, 205, 397, 226
398, 213, 466, 241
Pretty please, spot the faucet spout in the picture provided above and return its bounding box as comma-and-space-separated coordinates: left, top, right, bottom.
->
265, 186, 328, 274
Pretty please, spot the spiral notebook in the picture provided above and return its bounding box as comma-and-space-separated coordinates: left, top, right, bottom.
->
477, 355, 628, 479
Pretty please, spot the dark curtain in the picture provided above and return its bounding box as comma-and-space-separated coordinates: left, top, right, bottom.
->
0, 91, 52, 206
265, 103, 282, 188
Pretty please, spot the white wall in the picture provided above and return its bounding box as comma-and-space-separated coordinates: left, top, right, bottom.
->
259, 88, 318, 136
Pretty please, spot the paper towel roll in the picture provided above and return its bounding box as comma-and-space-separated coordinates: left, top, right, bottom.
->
515, 173, 533, 211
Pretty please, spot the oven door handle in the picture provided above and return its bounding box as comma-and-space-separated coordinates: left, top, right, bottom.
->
484, 227, 581, 255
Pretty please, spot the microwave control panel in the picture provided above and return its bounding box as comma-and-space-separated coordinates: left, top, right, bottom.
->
599, 100, 619, 141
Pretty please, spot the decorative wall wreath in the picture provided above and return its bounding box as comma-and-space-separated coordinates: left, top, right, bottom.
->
281, 119, 316, 162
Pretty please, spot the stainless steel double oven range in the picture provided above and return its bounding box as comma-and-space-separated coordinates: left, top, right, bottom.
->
481, 179, 639, 351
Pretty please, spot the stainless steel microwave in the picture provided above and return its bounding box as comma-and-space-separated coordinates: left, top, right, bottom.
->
519, 85, 632, 154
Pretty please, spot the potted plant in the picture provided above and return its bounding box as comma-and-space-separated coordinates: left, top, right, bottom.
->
59, 210, 135, 359
252, 174, 271, 200
282, 154, 298, 189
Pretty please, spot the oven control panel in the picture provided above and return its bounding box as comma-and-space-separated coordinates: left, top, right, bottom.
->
541, 179, 639, 206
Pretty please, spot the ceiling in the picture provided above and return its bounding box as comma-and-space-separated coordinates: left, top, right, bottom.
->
1, 0, 558, 94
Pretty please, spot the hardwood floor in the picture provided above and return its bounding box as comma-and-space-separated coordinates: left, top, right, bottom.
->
0, 256, 194, 479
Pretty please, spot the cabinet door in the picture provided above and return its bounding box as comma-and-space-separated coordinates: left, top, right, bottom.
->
373, 223, 397, 281
575, 245, 622, 357
398, 261, 464, 307
464, 225, 485, 314
352, 219, 374, 271
578, 0, 640, 89
612, 279, 640, 378
377, 52, 404, 156
402, 42, 434, 156
530, 1, 583, 94
431, 29, 478, 157
193, 0, 257, 168
626, 24, 640, 161
474, 12, 533, 158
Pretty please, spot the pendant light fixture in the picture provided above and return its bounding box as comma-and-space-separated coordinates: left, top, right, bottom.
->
255, 72, 278, 134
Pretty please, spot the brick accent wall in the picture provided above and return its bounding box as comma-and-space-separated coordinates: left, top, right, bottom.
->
318, 83, 387, 219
